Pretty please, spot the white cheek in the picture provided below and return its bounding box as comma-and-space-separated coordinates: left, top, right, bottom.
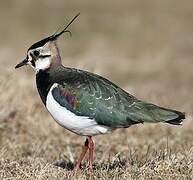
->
35, 58, 51, 71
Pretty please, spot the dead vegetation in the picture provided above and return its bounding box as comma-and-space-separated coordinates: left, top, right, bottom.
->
0, 0, 193, 179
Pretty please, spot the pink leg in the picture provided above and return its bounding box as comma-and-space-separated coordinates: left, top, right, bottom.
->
73, 139, 88, 172
88, 137, 94, 172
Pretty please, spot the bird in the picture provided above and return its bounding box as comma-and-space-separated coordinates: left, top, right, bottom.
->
15, 13, 185, 172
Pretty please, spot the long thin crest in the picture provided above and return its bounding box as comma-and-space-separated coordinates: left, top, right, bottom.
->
51, 13, 80, 40
28, 13, 80, 50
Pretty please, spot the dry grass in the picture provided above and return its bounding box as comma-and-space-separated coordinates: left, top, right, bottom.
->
0, 0, 193, 179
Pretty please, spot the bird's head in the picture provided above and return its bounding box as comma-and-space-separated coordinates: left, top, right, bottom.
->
15, 13, 80, 72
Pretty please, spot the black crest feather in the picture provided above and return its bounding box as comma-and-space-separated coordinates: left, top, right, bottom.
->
28, 13, 80, 50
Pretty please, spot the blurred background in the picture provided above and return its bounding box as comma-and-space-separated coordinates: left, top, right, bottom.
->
0, 0, 193, 179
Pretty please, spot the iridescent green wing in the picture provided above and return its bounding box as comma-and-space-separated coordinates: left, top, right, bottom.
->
51, 68, 142, 127
51, 67, 183, 128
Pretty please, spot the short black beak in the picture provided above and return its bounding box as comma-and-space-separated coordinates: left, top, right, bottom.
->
15, 58, 28, 69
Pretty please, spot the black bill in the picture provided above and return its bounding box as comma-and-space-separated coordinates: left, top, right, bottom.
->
15, 58, 28, 69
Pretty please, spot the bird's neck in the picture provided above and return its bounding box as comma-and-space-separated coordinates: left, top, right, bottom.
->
49, 41, 62, 69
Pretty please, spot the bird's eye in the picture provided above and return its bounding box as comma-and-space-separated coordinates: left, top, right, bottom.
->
33, 50, 40, 56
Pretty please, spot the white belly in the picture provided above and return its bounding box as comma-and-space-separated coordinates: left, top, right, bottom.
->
46, 83, 110, 136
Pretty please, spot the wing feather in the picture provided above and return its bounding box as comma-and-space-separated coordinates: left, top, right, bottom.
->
50, 67, 184, 128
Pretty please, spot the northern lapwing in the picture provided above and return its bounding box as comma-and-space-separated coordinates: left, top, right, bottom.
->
15, 13, 185, 172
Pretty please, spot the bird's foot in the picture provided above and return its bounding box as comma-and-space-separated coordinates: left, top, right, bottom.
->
68, 164, 93, 177
87, 165, 93, 175
68, 163, 81, 176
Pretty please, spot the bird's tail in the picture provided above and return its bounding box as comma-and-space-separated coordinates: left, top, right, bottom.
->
127, 101, 185, 125
160, 107, 185, 125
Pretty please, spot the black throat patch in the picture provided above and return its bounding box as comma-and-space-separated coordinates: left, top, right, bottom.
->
36, 70, 52, 105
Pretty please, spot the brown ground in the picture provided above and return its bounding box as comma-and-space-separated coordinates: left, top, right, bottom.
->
0, 0, 193, 179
